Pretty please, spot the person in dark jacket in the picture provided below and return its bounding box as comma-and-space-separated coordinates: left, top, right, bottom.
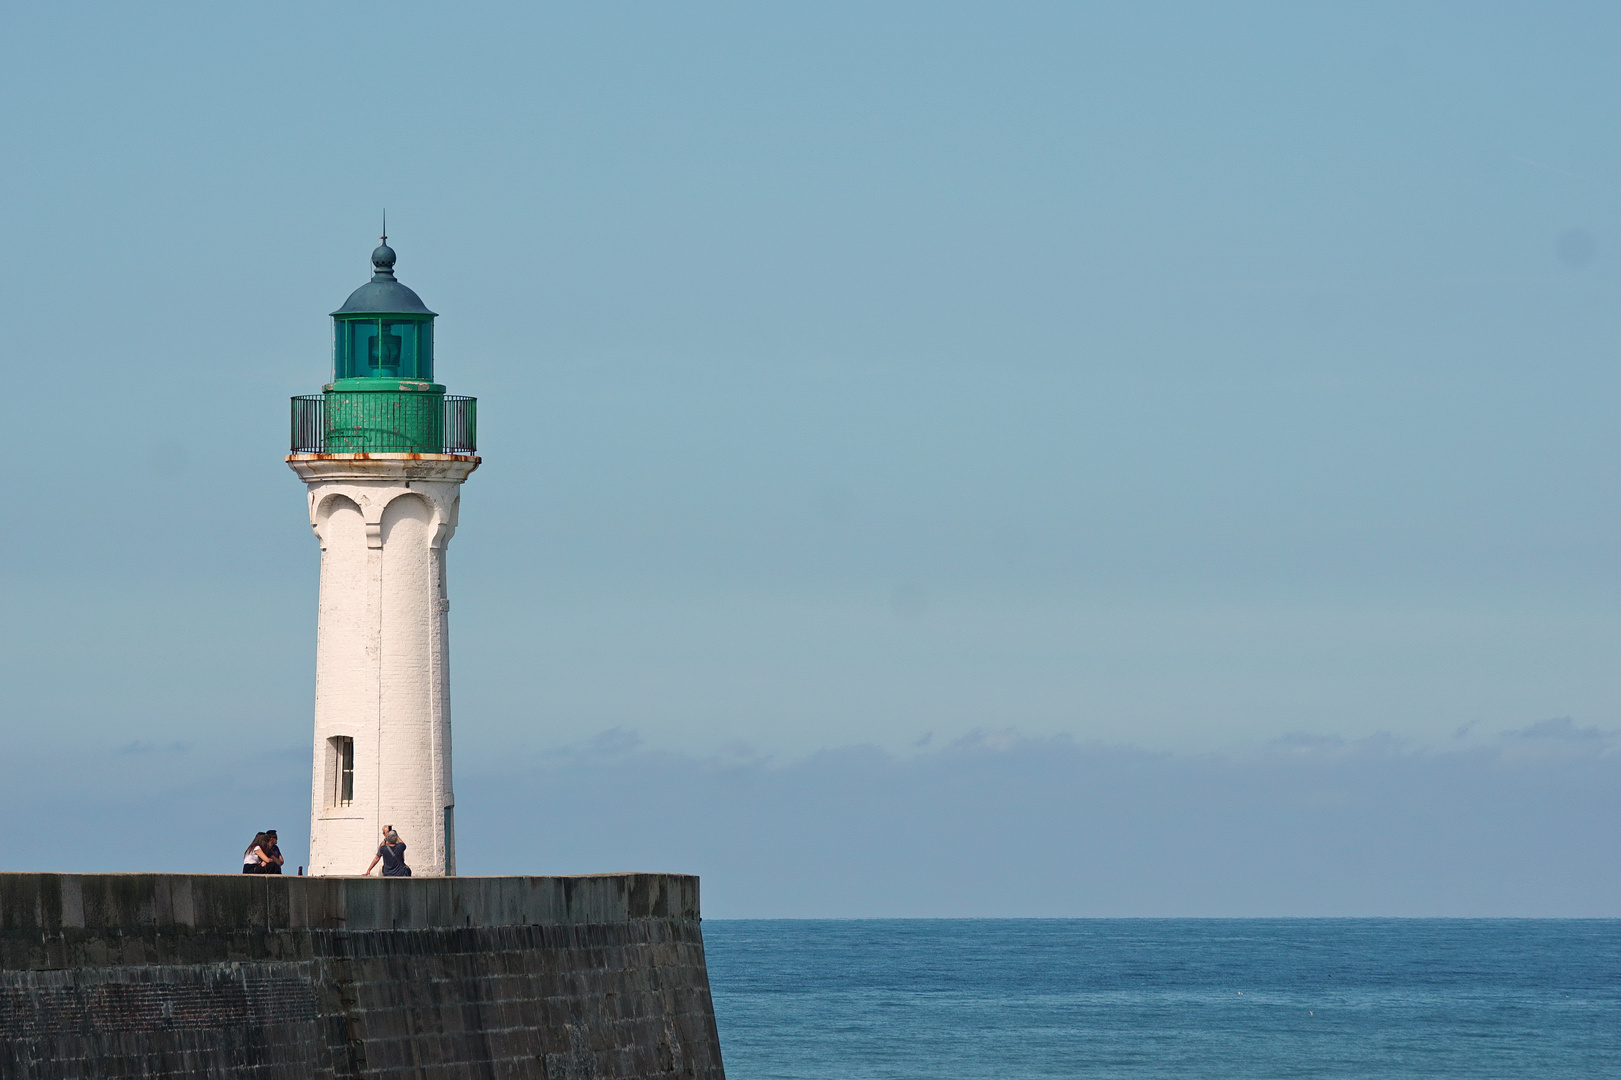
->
261, 830, 285, 874
363, 825, 411, 877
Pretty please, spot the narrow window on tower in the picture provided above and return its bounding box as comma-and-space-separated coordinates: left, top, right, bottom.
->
443, 806, 456, 876
328, 736, 355, 807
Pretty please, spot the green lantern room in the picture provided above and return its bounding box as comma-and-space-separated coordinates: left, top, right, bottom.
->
291, 230, 476, 456
331, 237, 437, 386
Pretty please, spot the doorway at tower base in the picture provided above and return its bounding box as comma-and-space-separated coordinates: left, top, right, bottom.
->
0, 873, 726, 1080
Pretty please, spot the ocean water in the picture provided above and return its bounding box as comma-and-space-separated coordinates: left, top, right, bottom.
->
702, 920, 1621, 1079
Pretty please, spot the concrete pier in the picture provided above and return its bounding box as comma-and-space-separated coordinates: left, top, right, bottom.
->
0, 872, 725, 1079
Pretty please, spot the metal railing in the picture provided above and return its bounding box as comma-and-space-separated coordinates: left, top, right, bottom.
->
291, 393, 477, 454
442, 395, 476, 454
291, 394, 325, 453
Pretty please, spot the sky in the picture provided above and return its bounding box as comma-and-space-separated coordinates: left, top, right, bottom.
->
0, 2, 1617, 914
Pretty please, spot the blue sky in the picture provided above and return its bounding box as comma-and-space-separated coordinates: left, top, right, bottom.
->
0, 3, 1617, 913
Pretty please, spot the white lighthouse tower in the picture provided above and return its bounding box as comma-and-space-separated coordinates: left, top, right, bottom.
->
287, 230, 478, 877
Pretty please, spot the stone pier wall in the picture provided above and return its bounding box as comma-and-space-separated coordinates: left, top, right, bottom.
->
0, 873, 725, 1080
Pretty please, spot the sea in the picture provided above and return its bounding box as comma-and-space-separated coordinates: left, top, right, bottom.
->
702, 920, 1621, 1079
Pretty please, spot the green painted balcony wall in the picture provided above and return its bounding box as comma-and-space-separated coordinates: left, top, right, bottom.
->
326, 385, 444, 452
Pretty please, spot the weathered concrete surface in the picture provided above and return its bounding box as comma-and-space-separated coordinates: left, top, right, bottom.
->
0, 873, 725, 1080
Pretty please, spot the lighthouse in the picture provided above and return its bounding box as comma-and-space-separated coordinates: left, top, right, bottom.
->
288, 230, 478, 877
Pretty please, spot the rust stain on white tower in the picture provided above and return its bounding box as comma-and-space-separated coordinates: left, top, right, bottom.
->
287, 229, 478, 876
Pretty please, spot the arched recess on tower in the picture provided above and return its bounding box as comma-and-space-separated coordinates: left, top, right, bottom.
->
380, 493, 435, 648
376, 491, 449, 870
315, 494, 366, 634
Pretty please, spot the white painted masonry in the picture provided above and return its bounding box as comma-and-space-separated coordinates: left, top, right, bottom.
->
288, 453, 479, 877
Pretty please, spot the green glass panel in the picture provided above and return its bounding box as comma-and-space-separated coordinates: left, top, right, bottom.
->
369, 323, 402, 376
333, 316, 434, 381
333, 320, 354, 380
418, 321, 434, 381
347, 320, 380, 378
383, 321, 419, 379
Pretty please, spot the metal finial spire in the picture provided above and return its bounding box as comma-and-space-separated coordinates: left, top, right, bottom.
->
370, 213, 397, 281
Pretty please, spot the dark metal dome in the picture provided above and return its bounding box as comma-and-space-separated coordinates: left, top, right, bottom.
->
332, 229, 436, 316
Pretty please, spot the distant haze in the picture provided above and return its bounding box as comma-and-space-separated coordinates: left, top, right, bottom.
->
0, 2, 1617, 913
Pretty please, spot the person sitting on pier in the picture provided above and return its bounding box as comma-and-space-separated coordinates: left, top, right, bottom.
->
260, 830, 285, 874
363, 825, 412, 877
242, 833, 273, 874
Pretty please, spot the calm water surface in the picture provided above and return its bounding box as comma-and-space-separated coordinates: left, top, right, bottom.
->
703, 920, 1621, 1079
